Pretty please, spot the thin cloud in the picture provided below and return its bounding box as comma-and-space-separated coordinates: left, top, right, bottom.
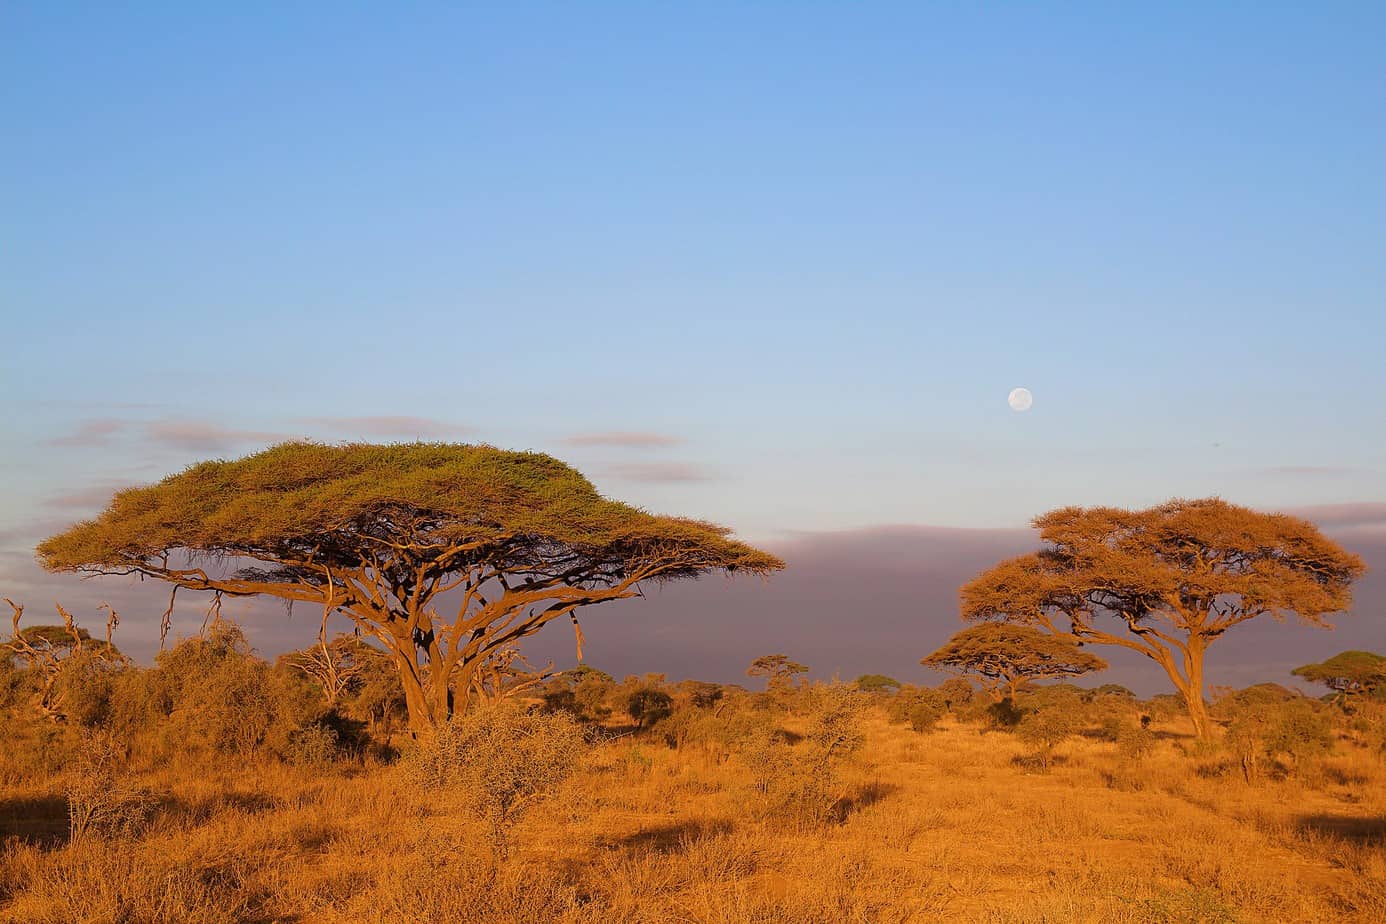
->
1259, 465, 1359, 476
297, 416, 469, 438
564, 431, 684, 448
48, 419, 125, 448
144, 419, 284, 452
42, 481, 132, 511
1284, 502, 1386, 533
601, 462, 713, 483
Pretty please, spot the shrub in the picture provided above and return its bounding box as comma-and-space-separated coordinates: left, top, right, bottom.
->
400, 704, 585, 857
284, 723, 340, 767
1115, 721, 1156, 763
1013, 688, 1085, 770
740, 727, 795, 795
624, 687, 674, 729
52, 650, 124, 728
886, 686, 945, 732
66, 731, 155, 841
761, 685, 867, 830
1219, 689, 1334, 783
1015, 709, 1079, 771
909, 701, 944, 733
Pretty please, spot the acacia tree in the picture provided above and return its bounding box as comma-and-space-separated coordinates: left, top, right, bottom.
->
960, 499, 1365, 739
1292, 651, 1385, 703
38, 442, 783, 736
747, 654, 808, 690
922, 623, 1108, 702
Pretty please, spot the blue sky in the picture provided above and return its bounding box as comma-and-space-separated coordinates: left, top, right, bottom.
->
2, 4, 1383, 681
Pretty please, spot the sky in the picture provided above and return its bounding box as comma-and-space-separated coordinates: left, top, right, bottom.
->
2, 3, 1383, 693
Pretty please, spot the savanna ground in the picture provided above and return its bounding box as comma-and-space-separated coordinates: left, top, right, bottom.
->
3, 704, 1383, 924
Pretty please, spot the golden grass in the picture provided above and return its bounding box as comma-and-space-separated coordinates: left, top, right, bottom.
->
2, 712, 1382, 923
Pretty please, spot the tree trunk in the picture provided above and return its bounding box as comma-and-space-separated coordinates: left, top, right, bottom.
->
1181, 641, 1212, 741
393, 649, 437, 739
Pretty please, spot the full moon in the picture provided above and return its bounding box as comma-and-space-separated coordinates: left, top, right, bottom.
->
1008, 387, 1033, 412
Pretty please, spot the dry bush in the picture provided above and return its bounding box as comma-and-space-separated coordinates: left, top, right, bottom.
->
1012, 688, 1084, 770
399, 703, 585, 857
746, 685, 867, 830
65, 731, 155, 842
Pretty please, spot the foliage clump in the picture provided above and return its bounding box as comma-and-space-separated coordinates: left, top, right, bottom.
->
923, 624, 1108, 702
1215, 687, 1334, 783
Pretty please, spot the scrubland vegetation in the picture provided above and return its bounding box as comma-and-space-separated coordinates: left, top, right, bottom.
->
9, 444, 1381, 921
2, 618, 1383, 924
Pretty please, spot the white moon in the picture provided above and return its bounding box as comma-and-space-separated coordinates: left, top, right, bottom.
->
1008, 387, 1033, 412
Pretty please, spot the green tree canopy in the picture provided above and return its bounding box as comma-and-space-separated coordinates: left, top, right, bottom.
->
960, 498, 1365, 739
38, 441, 783, 735
853, 673, 903, 694
922, 623, 1108, 701
1292, 651, 1386, 701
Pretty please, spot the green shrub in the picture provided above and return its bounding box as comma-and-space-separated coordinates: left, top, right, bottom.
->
624, 687, 674, 729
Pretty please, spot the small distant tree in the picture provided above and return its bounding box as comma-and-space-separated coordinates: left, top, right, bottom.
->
1015, 706, 1080, 771
853, 674, 902, 694
747, 654, 808, 691
678, 680, 724, 709
1292, 651, 1386, 704
961, 499, 1365, 739
347, 650, 408, 743
922, 623, 1108, 703
3, 599, 126, 720
625, 686, 674, 729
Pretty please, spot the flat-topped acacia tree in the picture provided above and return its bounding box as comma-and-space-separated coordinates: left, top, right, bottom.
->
922, 623, 1108, 702
960, 499, 1365, 739
1292, 651, 1385, 703
38, 441, 784, 735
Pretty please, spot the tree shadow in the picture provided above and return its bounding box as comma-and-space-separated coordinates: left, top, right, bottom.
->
1009, 754, 1067, 772
603, 818, 734, 854
1295, 814, 1386, 846
834, 781, 900, 819
0, 794, 70, 847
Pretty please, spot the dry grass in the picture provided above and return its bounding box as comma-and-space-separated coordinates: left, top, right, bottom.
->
2, 711, 1382, 923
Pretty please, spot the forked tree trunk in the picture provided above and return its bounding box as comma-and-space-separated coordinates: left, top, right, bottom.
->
1153, 641, 1212, 741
